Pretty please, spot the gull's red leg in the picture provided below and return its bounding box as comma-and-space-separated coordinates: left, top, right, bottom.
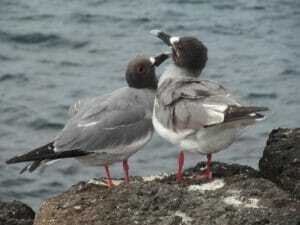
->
104, 163, 114, 188
201, 153, 212, 180
176, 151, 185, 182
123, 159, 130, 185
193, 153, 213, 181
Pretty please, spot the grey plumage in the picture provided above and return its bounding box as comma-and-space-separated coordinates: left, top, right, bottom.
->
8, 87, 155, 170
151, 29, 269, 180
155, 77, 241, 131
153, 64, 269, 154
69, 97, 94, 117
6, 54, 169, 182
56, 87, 154, 152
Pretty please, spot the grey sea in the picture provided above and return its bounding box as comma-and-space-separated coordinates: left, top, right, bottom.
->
0, 0, 299, 210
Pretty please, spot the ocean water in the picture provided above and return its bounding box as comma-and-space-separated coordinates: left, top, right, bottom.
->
0, 0, 299, 210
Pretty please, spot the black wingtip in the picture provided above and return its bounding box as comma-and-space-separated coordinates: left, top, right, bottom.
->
6, 156, 30, 164
6, 157, 21, 164
255, 113, 265, 118
7, 148, 90, 164
6, 142, 55, 164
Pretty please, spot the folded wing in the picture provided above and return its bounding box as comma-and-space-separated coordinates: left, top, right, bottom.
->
7, 88, 154, 173
156, 78, 268, 131
68, 94, 110, 117
55, 88, 153, 152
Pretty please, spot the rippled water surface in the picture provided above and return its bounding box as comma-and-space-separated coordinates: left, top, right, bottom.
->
0, 0, 299, 209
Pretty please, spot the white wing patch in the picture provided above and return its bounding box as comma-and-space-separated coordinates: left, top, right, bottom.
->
202, 103, 227, 124
77, 121, 99, 128
203, 103, 228, 112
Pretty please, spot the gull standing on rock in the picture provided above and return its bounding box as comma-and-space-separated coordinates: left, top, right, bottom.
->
6, 53, 169, 188
151, 30, 268, 181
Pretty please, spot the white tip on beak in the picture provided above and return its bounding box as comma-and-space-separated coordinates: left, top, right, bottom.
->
150, 29, 162, 36
149, 57, 155, 65
170, 36, 180, 45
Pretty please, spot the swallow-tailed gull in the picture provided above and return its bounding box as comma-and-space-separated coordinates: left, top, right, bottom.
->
7, 53, 169, 188
150, 30, 268, 181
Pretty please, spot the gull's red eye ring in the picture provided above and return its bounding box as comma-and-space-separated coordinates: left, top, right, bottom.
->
137, 65, 145, 74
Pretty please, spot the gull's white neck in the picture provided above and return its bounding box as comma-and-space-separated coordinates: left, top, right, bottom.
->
158, 64, 198, 87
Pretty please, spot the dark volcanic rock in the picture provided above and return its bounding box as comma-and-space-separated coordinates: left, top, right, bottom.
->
0, 200, 35, 225
259, 128, 300, 199
34, 163, 300, 225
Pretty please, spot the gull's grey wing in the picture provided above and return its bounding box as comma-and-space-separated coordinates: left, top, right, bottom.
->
156, 78, 266, 131
55, 87, 154, 152
68, 98, 92, 116
157, 78, 231, 106
68, 94, 110, 117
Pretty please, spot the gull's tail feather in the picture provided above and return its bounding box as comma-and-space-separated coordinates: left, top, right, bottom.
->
19, 161, 42, 174
20, 159, 61, 174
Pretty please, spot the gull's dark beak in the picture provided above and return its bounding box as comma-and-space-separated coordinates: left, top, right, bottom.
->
150, 52, 170, 67
150, 30, 180, 47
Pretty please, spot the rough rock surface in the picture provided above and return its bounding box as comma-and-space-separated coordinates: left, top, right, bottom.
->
0, 200, 35, 225
259, 128, 300, 199
34, 162, 300, 225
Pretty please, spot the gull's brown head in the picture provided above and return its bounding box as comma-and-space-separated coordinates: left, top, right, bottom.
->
151, 30, 207, 76
125, 53, 169, 89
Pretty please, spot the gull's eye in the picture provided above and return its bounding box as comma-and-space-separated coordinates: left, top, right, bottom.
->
137, 65, 145, 74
